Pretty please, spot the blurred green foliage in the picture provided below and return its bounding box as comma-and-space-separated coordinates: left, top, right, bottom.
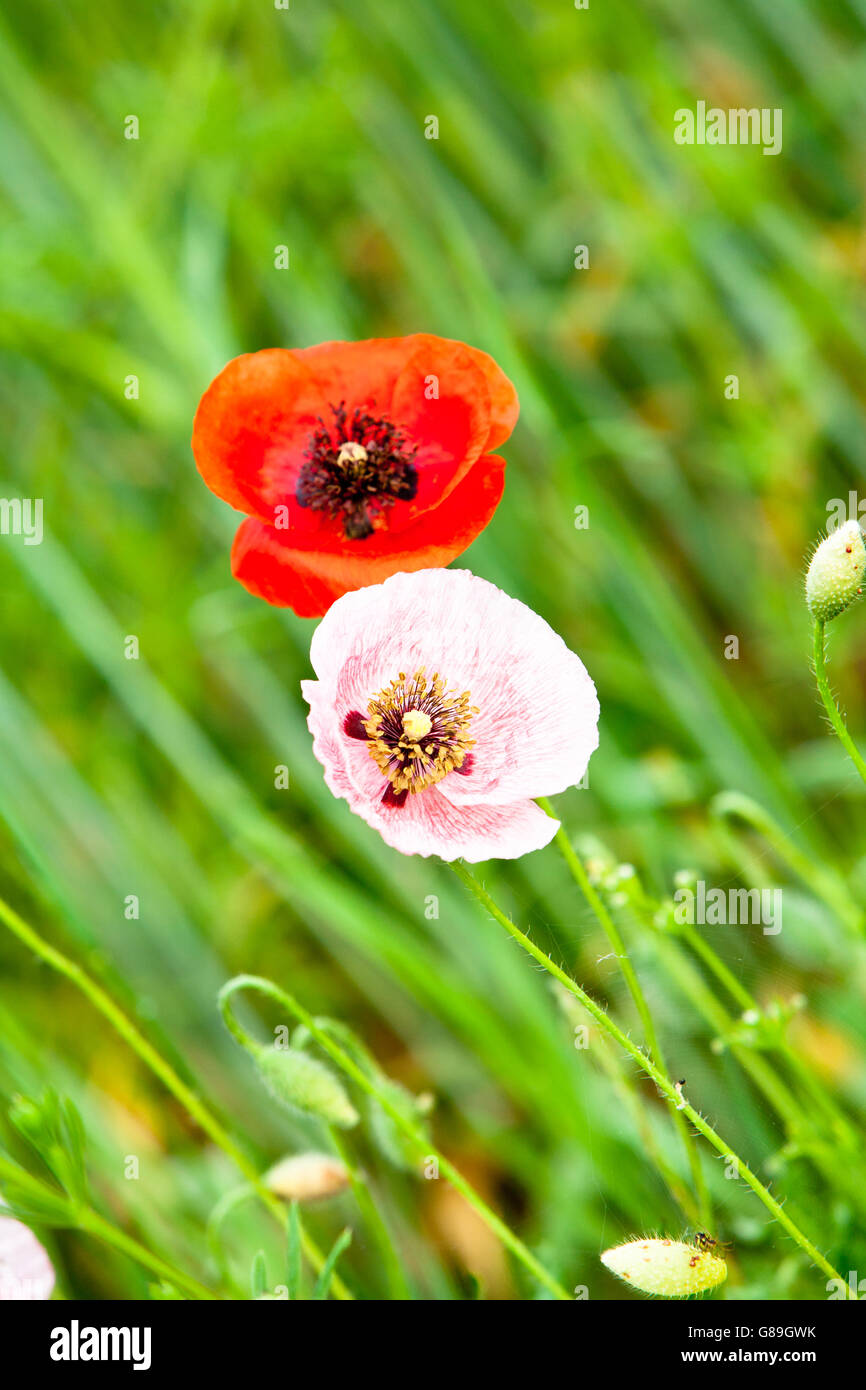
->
1, 0, 865, 1299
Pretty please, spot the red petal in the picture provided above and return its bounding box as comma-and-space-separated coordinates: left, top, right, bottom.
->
294, 337, 416, 413
464, 345, 520, 451
191, 350, 321, 521
390, 337, 492, 515
192, 336, 518, 541
230, 452, 506, 617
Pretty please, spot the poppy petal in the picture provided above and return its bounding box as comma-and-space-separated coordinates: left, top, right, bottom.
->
191, 349, 321, 522
231, 451, 506, 617
464, 344, 520, 451
302, 680, 559, 861
266, 335, 487, 539
294, 337, 415, 414
296, 336, 517, 469
390, 337, 492, 513
372, 791, 558, 863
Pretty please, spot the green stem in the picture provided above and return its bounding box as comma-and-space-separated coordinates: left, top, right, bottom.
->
679, 922, 859, 1149
80, 1209, 216, 1300
328, 1126, 412, 1301
452, 862, 853, 1298
678, 921, 752, 1014
642, 921, 866, 1217
538, 800, 711, 1230
555, 987, 699, 1225
205, 1184, 256, 1295
220, 999, 410, 1296
0, 893, 351, 1300
0, 1156, 215, 1300
219, 976, 571, 1302
623, 850, 861, 1156
712, 788, 864, 939
813, 619, 866, 790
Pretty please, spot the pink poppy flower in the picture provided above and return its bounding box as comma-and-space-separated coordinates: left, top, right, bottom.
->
302, 568, 599, 860
0, 1215, 55, 1300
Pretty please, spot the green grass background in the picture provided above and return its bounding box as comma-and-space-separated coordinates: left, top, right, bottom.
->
1, 0, 865, 1299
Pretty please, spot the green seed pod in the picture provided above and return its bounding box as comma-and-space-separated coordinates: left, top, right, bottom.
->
253, 1046, 359, 1129
806, 520, 866, 622
601, 1237, 727, 1297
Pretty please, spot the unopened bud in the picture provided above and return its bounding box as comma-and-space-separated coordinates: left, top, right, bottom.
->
253, 1046, 359, 1128
264, 1152, 351, 1201
806, 520, 866, 622
368, 1079, 429, 1170
600, 1236, 727, 1297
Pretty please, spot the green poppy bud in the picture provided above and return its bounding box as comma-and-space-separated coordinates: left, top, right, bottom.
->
253, 1045, 359, 1128
806, 520, 866, 623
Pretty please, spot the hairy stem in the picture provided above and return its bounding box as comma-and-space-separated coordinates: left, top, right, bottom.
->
813, 619, 866, 791
452, 862, 853, 1298
538, 800, 711, 1229
219, 975, 572, 1302
0, 893, 350, 1299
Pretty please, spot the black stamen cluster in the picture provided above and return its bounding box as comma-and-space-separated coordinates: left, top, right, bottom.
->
296, 402, 418, 540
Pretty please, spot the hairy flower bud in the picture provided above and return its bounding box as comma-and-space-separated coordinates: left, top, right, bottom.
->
253, 1046, 359, 1128
264, 1152, 351, 1202
601, 1236, 727, 1297
805, 520, 866, 622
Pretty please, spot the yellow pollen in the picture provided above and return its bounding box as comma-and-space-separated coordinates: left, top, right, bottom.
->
364, 667, 477, 795
401, 709, 433, 741
336, 441, 368, 467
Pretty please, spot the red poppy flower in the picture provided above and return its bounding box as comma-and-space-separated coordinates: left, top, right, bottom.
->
192, 334, 519, 617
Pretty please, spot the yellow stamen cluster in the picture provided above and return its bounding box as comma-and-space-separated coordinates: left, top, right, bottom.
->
365, 668, 477, 795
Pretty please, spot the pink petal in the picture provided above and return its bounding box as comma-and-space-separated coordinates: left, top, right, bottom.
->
0, 1216, 55, 1300
306, 568, 599, 806
305, 677, 560, 859
378, 792, 558, 861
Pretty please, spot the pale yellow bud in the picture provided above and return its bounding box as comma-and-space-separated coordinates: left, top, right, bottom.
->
264, 1152, 350, 1202
600, 1237, 727, 1297
805, 520, 866, 623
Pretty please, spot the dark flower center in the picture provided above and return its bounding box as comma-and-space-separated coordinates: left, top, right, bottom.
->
296, 402, 418, 540
343, 667, 476, 808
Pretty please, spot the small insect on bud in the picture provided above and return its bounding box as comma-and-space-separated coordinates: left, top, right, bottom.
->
600, 1236, 727, 1297
253, 1045, 359, 1128
264, 1152, 351, 1202
805, 520, 866, 623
